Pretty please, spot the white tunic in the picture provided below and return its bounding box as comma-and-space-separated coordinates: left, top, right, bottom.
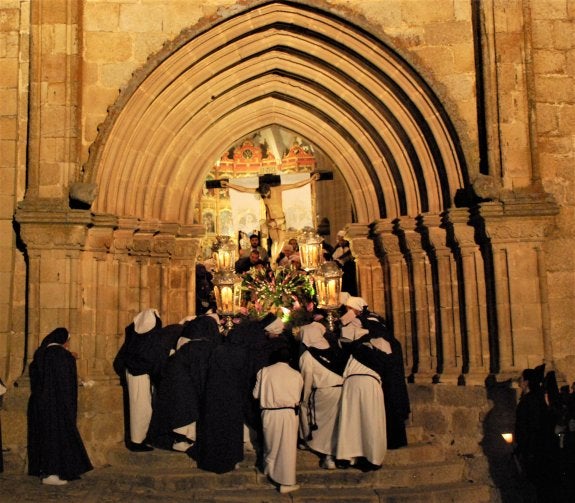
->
336, 356, 387, 465
126, 371, 153, 443
253, 362, 304, 486
299, 350, 343, 456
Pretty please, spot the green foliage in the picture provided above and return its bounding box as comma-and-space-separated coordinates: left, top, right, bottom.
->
241, 265, 315, 317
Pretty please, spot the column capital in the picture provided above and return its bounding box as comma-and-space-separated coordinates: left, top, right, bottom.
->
15, 206, 92, 250
473, 197, 559, 243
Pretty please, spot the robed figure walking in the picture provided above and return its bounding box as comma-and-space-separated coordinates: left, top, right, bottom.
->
27, 327, 93, 485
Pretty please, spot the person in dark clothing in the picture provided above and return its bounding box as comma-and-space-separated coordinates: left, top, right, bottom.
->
234, 314, 291, 467
515, 366, 564, 502
235, 250, 265, 274
332, 231, 358, 296
113, 308, 168, 452
196, 263, 216, 315
193, 324, 249, 473
147, 315, 222, 451
357, 308, 410, 449
27, 327, 93, 485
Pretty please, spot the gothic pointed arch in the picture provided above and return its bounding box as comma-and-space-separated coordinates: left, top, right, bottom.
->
83, 0, 469, 226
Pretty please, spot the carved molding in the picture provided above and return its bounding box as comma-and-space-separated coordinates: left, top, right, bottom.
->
350, 237, 374, 259
475, 199, 559, 243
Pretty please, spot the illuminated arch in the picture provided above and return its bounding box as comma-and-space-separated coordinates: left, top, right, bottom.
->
85, 1, 469, 225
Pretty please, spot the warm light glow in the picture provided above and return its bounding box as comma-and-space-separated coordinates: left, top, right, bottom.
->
327, 281, 338, 306
221, 286, 233, 312
214, 236, 237, 272
313, 261, 343, 309
501, 433, 513, 444
298, 229, 323, 271
212, 270, 242, 316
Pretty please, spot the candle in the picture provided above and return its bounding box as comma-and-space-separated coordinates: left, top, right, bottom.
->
501, 433, 513, 444
221, 286, 233, 313
327, 281, 337, 306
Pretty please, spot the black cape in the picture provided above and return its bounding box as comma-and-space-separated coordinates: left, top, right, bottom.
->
193, 327, 249, 473
355, 312, 411, 449
147, 317, 222, 450
113, 317, 171, 384
307, 345, 349, 377
515, 387, 560, 490
27, 328, 93, 480
234, 318, 289, 429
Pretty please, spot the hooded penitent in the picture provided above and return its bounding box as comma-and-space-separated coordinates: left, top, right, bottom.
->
27, 328, 93, 480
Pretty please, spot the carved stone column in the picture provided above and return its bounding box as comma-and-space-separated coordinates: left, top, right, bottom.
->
345, 223, 384, 313
372, 220, 415, 380
418, 213, 462, 384
83, 217, 117, 379
15, 207, 91, 365
394, 217, 435, 382
474, 197, 558, 379
445, 208, 490, 385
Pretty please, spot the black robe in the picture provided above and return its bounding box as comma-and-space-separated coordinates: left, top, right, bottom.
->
113, 318, 167, 383
27, 328, 93, 480
307, 345, 349, 377
147, 317, 221, 450
194, 328, 249, 473
515, 388, 561, 495
113, 316, 169, 446
356, 312, 411, 449
234, 319, 289, 430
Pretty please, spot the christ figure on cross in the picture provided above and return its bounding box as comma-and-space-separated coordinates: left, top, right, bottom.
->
221, 173, 321, 245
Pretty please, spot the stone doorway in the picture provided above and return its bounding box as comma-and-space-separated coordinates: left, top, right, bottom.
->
16, 1, 554, 388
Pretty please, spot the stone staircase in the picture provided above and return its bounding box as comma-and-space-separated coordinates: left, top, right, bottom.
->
1, 382, 514, 502
86, 426, 495, 502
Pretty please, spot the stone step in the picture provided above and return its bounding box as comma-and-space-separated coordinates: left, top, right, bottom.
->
0, 472, 495, 503
100, 446, 466, 492
106, 440, 445, 471
82, 472, 494, 503
190, 483, 495, 503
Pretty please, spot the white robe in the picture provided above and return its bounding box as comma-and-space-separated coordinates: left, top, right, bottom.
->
299, 350, 343, 456
253, 362, 304, 486
336, 356, 387, 465
126, 371, 153, 443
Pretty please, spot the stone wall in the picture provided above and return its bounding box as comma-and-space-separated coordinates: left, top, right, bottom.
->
531, 0, 575, 376
0, 1, 29, 384
0, 0, 573, 484
1, 0, 571, 384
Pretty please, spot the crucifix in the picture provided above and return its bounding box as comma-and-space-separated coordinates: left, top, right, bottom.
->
206, 171, 333, 245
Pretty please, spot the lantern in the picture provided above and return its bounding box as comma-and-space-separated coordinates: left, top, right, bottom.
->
313, 261, 343, 331
212, 270, 243, 331
213, 235, 237, 272
297, 229, 323, 272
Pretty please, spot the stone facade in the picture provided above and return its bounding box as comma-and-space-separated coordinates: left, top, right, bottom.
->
0, 0, 574, 482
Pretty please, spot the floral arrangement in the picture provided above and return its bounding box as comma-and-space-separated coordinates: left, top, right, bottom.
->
241, 265, 315, 320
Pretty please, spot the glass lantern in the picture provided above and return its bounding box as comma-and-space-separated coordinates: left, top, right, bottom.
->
297, 229, 323, 272
213, 235, 237, 272
212, 270, 243, 331
313, 261, 343, 331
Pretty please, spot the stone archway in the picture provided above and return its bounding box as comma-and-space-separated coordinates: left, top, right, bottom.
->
84, 1, 469, 224
16, 1, 556, 391
18, 1, 479, 387
79, 1, 473, 384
